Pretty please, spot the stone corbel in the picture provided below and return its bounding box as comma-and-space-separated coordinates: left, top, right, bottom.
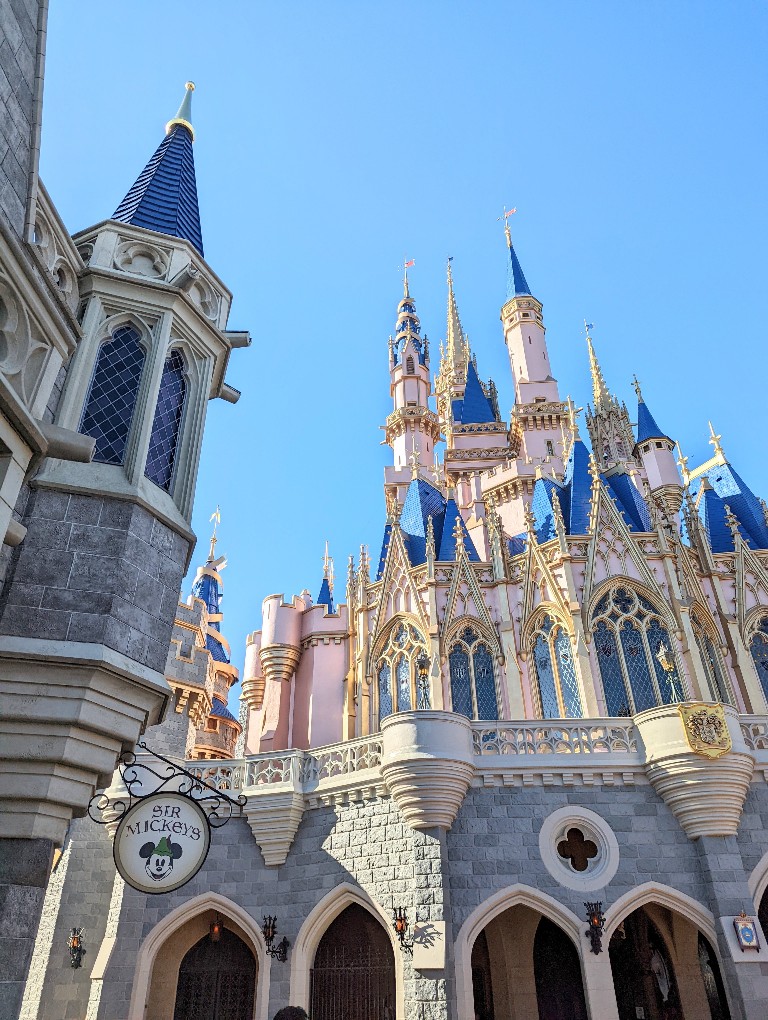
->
242, 754, 305, 866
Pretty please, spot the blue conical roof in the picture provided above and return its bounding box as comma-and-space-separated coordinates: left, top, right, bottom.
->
702, 463, 768, 551
113, 120, 204, 256
562, 439, 592, 535
317, 576, 334, 613
451, 360, 496, 424
506, 241, 532, 299
636, 398, 670, 444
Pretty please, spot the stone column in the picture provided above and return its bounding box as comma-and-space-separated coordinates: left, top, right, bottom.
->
579, 947, 620, 1020
0, 837, 54, 1020
697, 835, 768, 1020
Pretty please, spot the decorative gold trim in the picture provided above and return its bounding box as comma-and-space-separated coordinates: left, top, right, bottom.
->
678, 702, 731, 759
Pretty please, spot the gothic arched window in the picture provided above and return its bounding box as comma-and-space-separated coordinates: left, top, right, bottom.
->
530, 615, 583, 718
145, 348, 188, 491
592, 585, 685, 716
749, 616, 768, 701
691, 610, 733, 705
377, 621, 429, 725
405, 355, 415, 374
449, 626, 499, 720
80, 324, 146, 465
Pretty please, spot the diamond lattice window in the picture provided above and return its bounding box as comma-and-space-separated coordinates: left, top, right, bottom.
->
592, 585, 685, 715
449, 625, 499, 720
691, 611, 732, 705
376, 621, 428, 725
80, 325, 145, 465
145, 348, 187, 492
531, 615, 583, 719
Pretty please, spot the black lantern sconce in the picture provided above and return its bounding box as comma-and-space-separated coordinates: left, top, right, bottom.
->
67, 927, 86, 969
209, 913, 223, 943
584, 901, 606, 955
262, 915, 290, 962
416, 651, 431, 709
392, 907, 415, 955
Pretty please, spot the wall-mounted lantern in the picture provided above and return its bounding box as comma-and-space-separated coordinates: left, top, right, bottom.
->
209, 914, 223, 943
262, 915, 290, 962
392, 907, 415, 955
67, 927, 86, 968
584, 901, 606, 955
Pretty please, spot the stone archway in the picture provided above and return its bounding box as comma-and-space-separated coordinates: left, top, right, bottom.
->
608, 905, 730, 1020
469, 904, 588, 1020
129, 894, 269, 1020
309, 903, 396, 1020
173, 926, 256, 1020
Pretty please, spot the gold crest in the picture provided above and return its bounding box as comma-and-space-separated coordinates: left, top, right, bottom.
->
678, 703, 731, 759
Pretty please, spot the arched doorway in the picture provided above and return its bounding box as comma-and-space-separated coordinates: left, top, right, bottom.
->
609, 906, 730, 1020
470, 905, 588, 1020
310, 903, 396, 1020
173, 926, 256, 1020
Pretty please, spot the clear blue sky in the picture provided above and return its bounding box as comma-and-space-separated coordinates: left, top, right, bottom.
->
42, 2, 768, 708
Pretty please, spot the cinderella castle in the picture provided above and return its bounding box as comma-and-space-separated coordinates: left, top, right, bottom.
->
11, 41, 768, 1020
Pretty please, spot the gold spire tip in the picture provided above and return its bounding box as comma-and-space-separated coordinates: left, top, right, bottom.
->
166, 81, 196, 140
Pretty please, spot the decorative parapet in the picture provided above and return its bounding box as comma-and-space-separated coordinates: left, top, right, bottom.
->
384, 406, 442, 445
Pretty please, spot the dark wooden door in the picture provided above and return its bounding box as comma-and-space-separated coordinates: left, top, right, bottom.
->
310, 904, 396, 1020
533, 917, 589, 1020
173, 927, 256, 1020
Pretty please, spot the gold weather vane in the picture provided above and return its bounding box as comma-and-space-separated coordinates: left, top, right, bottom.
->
208, 506, 221, 561
498, 205, 517, 246
401, 258, 415, 296
632, 374, 643, 401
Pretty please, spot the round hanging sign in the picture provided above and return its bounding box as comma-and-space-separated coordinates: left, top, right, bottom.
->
113, 792, 211, 894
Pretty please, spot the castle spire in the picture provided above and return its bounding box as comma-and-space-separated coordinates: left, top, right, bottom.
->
112, 81, 204, 256
586, 327, 611, 412
505, 216, 532, 299
317, 542, 335, 612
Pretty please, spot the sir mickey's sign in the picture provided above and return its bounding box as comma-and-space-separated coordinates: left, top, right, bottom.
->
113, 792, 211, 894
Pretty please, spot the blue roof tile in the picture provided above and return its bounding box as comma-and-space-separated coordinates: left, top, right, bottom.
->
452, 361, 496, 424
508, 533, 528, 556
636, 399, 670, 444
506, 242, 532, 299
705, 463, 768, 550
317, 576, 334, 613
211, 696, 237, 722
113, 124, 204, 256
562, 439, 593, 535
531, 477, 563, 543
604, 472, 652, 532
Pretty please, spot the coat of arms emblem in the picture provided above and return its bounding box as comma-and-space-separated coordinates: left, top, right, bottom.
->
678, 703, 731, 758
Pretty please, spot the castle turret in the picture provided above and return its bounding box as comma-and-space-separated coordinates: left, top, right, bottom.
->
384, 269, 441, 507
632, 376, 682, 512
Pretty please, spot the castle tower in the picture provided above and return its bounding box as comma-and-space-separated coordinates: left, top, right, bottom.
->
0, 83, 249, 844
435, 260, 510, 522
383, 269, 441, 507
584, 329, 637, 475
632, 376, 682, 513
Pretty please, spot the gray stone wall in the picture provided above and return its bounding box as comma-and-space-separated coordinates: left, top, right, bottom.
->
0, 0, 42, 237
29, 778, 768, 1019
0, 487, 189, 673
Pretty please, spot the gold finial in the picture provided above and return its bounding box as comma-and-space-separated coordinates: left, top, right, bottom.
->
207, 505, 221, 561
632, 374, 643, 401
675, 442, 690, 484
708, 421, 725, 460
565, 395, 583, 440
431, 454, 442, 487
724, 504, 741, 543
453, 514, 465, 552
588, 453, 601, 484
498, 206, 516, 247
166, 81, 196, 140
402, 258, 415, 298
585, 326, 610, 411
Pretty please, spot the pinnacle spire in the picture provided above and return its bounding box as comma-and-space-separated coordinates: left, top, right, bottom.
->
112, 81, 204, 256
317, 542, 335, 611
504, 218, 532, 299
445, 257, 467, 376
166, 81, 195, 139
586, 330, 611, 411
393, 265, 426, 367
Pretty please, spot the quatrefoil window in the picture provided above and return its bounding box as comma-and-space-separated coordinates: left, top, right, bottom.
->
557, 827, 598, 873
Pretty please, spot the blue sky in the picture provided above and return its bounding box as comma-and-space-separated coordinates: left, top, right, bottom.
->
42, 2, 768, 704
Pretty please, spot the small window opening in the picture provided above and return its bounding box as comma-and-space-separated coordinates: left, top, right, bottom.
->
406, 356, 415, 374
655, 441, 663, 449
546, 441, 554, 457
406, 400, 417, 407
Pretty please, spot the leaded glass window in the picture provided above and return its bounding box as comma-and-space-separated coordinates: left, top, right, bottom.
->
530, 615, 584, 719
750, 617, 768, 702
449, 626, 499, 720
80, 325, 145, 465
691, 611, 732, 705
376, 620, 428, 725
145, 348, 187, 491
591, 585, 685, 715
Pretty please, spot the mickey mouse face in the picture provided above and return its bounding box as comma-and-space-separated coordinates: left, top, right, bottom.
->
139, 841, 183, 883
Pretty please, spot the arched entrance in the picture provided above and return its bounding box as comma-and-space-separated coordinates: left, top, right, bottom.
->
609, 905, 730, 1020
173, 926, 256, 1020
310, 903, 396, 1020
470, 905, 588, 1020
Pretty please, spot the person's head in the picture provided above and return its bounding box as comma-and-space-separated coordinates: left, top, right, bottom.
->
273, 1009, 309, 1020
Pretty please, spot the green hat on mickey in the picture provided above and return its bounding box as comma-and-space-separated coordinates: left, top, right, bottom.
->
152, 836, 173, 856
